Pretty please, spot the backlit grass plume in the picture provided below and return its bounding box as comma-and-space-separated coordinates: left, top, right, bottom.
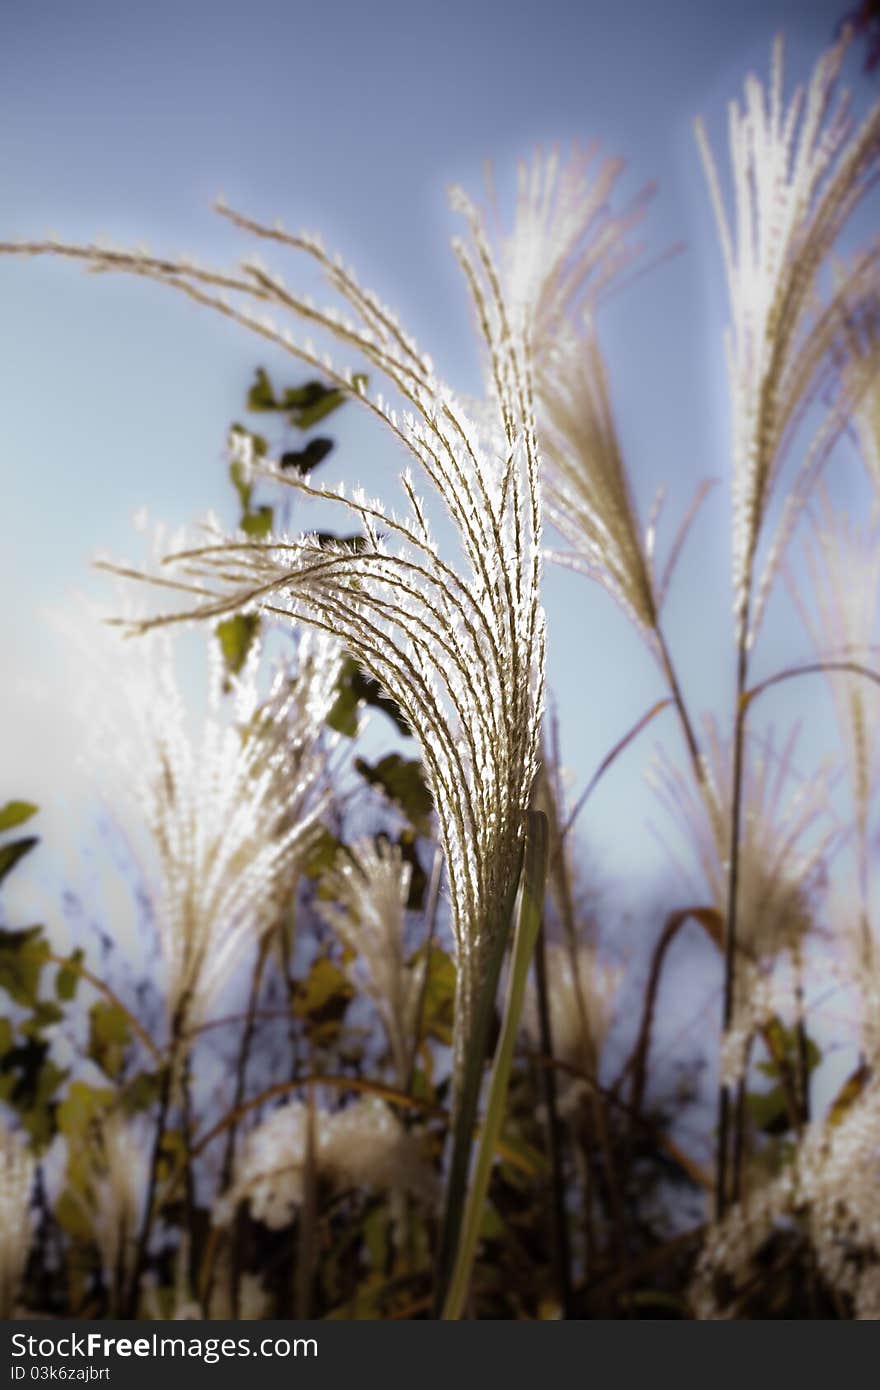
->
695, 32, 880, 649
0, 1125, 34, 1319
651, 719, 834, 1084
214, 1095, 437, 1232
318, 837, 426, 1090
4, 199, 546, 1085
450, 151, 668, 646
99, 624, 341, 1034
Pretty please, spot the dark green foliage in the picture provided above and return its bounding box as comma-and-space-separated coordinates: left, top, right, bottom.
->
355, 754, 433, 833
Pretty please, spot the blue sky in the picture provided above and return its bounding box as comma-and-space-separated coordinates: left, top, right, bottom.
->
1, 0, 867, 929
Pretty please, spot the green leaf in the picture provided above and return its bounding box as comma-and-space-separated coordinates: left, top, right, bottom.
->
21, 1000, 64, 1037
87, 1001, 130, 1080
290, 389, 347, 430
229, 457, 252, 513
55, 948, 84, 1002
355, 754, 433, 833
57, 1080, 115, 1141
0, 801, 38, 831
0, 837, 39, 886
55, 1188, 94, 1243
315, 531, 371, 554
0, 1017, 13, 1057
756, 1019, 821, 1078
121, 1070, 161, 1115
327, 655, 410, 738
246, 367, 279, 411
280, 437, 334, 475
0, 1035, 67, 1147
413, 946, 456, 1047
241, 505, 274, 538
279, 380, 329, 411
362, 1204, 389, 1271
746, 1085, 790, 1136
216, 613, 260, 679
301, 827, 344, 880
291, 955, 354, 1044
282, 377, 365, 430
0, 926, 50, 1007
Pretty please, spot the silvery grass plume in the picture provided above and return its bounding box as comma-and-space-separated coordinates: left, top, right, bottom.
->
695, 32, 880, 649
6, 194, 546, 1087
213, 1095, 437, 1232
791, 491, 880, 892
691, 1077, 880, 1319
449, 149, 694, 653
318, 837, 426, 1091
0, 1125, 35, 1318
84, 615, 341, 1035
62, 1111, 151, 1314
650, 719, 835, 1085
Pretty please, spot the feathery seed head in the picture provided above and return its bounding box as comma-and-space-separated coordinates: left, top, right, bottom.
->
653, 718, 832, 963
79, 610, 341, 1033
318, 837, 426, 1089
214, 1095, 437, 1230
696, 34, 880, 643
0, 1126, 35, 1319
53, 197, 548, 1088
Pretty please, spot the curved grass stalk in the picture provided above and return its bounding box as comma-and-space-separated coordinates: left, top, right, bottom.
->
440, 810, 549, 1319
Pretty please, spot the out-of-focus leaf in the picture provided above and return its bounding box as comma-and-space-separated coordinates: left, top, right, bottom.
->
413, 945, 455, 1047
88, 1001, 130, 1080
827, 1062, 872, 1128
122, 1071, 161, 1115
746, 1085, 790, 1136
21, 1000, 64, 1038
280, 437, 334, 474
283, 375, 365, 429
0, 1036, 67, 1147
0, 801, 38, 831
216, 613, 260, 679
0, 1017, 13, 1057
291, 956, 354, 1044
301, 827, 344, 880
355, 754, 433, 834
241, 505, 274, 538
363, 1204, 389, 1272
757, 1019, 821, 1078
326, 656, 410, 739
325, 665, 361, 738
0, 837, 39, 887
290, 390, 347, 430
0, 926, 50, 1006
57, 1080, 115, 1141
55, 1189, 94, 1243
55, 948, 84, 1002
315, 531, 370, 554
280, 379, 326, 410
246, 367, 279, 411
247, 371, 362, 428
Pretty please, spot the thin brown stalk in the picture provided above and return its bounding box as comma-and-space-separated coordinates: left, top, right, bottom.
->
294, 1082, 318, 1319
533, 918, 575, 1317
716, 642, 748, 1219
